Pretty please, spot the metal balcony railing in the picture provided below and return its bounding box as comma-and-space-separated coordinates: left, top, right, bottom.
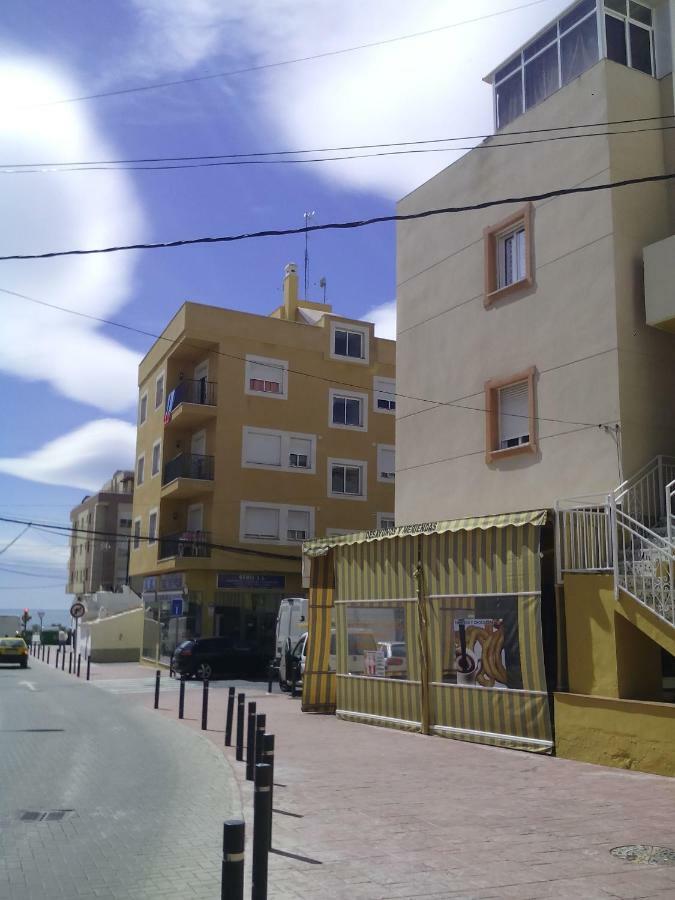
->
158, 531, 212, 560
162, 452, 214, 485
167, 378, 217, 409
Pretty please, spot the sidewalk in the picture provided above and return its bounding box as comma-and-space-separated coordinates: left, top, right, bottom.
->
89, 662, 675, 899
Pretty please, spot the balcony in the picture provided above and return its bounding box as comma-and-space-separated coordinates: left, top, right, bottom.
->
161, 452, 215, 499
158, 530, 212, 561
164, 379, 217, 430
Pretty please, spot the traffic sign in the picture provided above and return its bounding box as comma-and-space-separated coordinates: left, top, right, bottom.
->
70, 602, 85, 619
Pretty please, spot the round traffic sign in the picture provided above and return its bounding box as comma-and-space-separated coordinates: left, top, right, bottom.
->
70, 601, 86, 619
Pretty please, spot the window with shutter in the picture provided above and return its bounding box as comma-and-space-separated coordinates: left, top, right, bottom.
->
246, 431, 282, 466
245, 356, 288, 397
374, 377, 396, 412
137, 455, 145, 486
289, 436, 311, 468
485, 367, 536, 462
151, 441, 161, 476
498, 381, 530, 448
498, 226, 526, 289
148, 511, 158, 544
484, 205, 532, 306
244, 506, 279, 540
377, 446, 396, 481
287, 509, 310, 541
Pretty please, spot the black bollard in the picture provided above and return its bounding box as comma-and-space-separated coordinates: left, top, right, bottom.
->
263, 734, 275, 849
255, 714, 266, 765
77, 654, 81, 678
178, 676, 186, 719
47, 647, 50, 665
68, 651, 73, 674
61, 647, 65, 671
86, 655, 91, 680
235, 693, 245, 762
201, 679, 209, 731
154, 669, 160, 709
252, 764, 272, 900
221, 819, 245, 900
225, 686, 234, 746
267, 662, 274, 694
246, 701, 257, 781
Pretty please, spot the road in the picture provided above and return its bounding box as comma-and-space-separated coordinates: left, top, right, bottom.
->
0, 659, 239, 900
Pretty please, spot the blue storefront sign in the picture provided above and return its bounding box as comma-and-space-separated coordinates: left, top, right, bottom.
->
170, 596, 185, 616
217, 573, 286, 590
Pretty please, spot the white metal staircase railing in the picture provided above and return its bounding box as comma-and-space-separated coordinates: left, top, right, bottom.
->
556, 455, 675, 629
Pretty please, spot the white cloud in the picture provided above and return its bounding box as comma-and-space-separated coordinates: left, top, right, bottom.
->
0, 420, 137, 492
126, 0, 569, 198
364, 300, 396, 340
0, 58, 145, 411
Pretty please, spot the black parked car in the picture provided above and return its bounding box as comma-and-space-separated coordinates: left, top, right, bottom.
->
171, 637, 262, 680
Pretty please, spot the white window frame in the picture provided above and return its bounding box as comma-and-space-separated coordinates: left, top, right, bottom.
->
151, 439, 162, 478
148, 508, 158, 545
328, 389, 368, 431
376, 445, 396, 484
496, 224, 527, 289
327, 458, 368, 501
329, 321, 369, 365
244, 354, 289, 400
154, 371, 165, 410
239, 501, 315, 545
377, 513, 396, 530
373, 376, 396, 414
132, 517, 142, 550
138, 391, 148, 425
241, 427, 316, 474
136, 453, 145, 486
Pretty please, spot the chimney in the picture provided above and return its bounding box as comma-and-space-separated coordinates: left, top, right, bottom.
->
283, 263, 299, 319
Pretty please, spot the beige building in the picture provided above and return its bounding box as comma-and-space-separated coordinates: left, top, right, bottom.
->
130, 264, 395, 662
396, 0, 675, 523
67, 470, 135, 601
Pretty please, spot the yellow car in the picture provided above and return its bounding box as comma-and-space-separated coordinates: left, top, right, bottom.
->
0, 637, 29, 668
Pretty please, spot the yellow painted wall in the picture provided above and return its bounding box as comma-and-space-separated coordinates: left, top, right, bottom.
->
555, 692, 675, 778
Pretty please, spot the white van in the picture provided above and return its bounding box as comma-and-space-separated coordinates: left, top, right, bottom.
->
283, 627, 378, 689
275, 597, 308, 688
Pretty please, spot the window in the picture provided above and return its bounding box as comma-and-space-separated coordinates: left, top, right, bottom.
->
377, 513, 395, 530
329, 390, 367, 430
119, 518, 132, 528
132, 520, 142, 549
377, 446, 396, 482
242, 427, 315, 473
151, 440, 162, 477
605, 1, 654, 76
155, 373, 165, 410
243, 506, 279, 541
485, 368, 537, 462
330, 322, 369, 364
329, 459, 367, 499
287, 509, 310, 541
138, 392, 148, 425
245, 355, 288, 398
148, 510, 158, 545
373, 377, 396, 413
484, 205, 533, 306
136, 454, 145, 486
240, 503, 314, 543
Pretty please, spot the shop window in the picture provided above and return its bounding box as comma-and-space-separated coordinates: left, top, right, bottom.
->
342, 606, 408, 679
484, 205, 533, 306
484, 367, 537, 463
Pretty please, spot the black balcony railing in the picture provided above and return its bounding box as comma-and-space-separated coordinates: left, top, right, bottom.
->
158, 530, 212, 560
162, 452, 215, 485
167, 378, 217, 410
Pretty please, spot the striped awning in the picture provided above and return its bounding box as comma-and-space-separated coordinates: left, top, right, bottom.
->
303, 509, 548, 557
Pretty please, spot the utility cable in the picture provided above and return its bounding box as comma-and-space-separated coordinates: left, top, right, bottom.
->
2, 170, 673, 262
8, 0, 552, 111
0, 524, 31, 556
0, 564, 65, 580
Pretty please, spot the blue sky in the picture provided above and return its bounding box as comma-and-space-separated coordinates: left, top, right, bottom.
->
0, 0, 570, 608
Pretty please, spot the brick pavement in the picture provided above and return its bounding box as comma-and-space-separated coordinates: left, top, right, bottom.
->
86, 661, 675, 900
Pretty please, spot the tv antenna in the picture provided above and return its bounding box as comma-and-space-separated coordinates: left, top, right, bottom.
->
303, 210, 315, 297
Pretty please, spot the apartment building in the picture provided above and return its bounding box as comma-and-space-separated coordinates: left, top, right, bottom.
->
396, 0, 675, 523
67, 470, 134, 602
130, 264, 395, 663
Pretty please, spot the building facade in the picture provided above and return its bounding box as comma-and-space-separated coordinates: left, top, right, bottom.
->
130, 264, 395, 663
67, 470, 135, 602
396, 0, 675, 523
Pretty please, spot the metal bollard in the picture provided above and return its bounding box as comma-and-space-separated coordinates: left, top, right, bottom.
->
221, 819, 245, 900
55, 647, 59, 668
178, 676, 186, 719
235, 693, 245, 762
61, 648, 65, 670
47, 647, 50, 665
86, 656, 91, 680
267, 662, 274, 694
77, 654, 81, 678
154, 669, 161, 709
41, 644, 45, 661
225, 686, 235, 746
68, 651, 73, 674
252, 763, 272, 900
255, 714, 266, 765
201, 679, 209, 731
263, 734, 275, 849
246, 701, 257, 781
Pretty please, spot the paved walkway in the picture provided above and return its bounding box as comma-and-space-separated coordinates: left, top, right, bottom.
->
78, 660, 675, 900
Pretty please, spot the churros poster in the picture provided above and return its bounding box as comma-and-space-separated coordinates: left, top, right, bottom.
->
454, 618, 508, 688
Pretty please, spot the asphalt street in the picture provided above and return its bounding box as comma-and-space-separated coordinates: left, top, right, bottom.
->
0, 659, 240, 900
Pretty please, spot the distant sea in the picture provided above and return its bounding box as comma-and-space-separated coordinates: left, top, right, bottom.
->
0, 607, 73, 629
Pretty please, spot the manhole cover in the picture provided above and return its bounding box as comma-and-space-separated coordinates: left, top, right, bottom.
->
18, 810, 74, 823
611, 845, 675, 866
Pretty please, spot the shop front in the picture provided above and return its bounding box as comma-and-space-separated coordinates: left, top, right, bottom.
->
302, 511, 556, 753
141, 572, 201, 664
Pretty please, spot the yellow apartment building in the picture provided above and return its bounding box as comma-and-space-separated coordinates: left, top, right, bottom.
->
130, 264, 395, 664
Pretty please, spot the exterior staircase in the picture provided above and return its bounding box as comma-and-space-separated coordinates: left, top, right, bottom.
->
556, 455, 675, 635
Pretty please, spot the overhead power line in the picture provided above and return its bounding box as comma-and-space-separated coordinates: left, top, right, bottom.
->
0, 525, 31, 556
9, 0, 552, 111
0, 564, 65, 580
2, 170, 673, 264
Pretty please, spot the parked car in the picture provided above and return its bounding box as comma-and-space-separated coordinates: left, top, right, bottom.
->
377, 641, 407, 678
275, 597, 308, 689
0, 637, 28, 668
171, 637, 261, 680
282, 628, 380, 691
